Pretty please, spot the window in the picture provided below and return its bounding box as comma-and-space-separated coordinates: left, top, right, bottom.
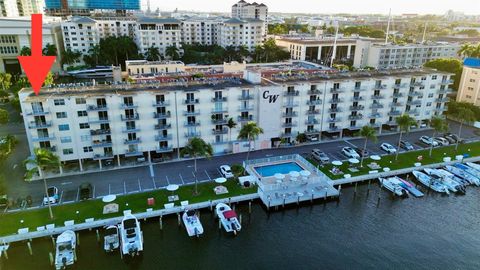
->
60, 136, 72, 143
83, 146, 93, 153
75, 98, 86, 104
59, 124, 70, 131
56, 112, 67, 118
54, 99, 65, 106
427, 102, 432, 107
80, 135, 91, 142
79, 123, 90, 129
77, 111, 87, 117
63, 148, 74, 155
428, 93, 434, 98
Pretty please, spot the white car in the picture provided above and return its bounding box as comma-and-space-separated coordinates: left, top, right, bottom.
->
433, 137, 449, 146
380, 143, 396, 154
342, 147, 360, 159
43, 186, 59, 205
219, 165, 234, 178
419, 136, 439, 147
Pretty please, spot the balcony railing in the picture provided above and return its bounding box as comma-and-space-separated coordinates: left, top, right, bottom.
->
328, 108, 342, 113
391, 102, 403, 107
185, 132, 201, 138
351, 96, 364, 102
369, 113, 382, 118
122, 127, 141, 133
282, 122, 297, 127
92, 140, 113, 148
392, 92, 404, 98
212, 128, 228, 135
26, 109, 50, 116
373, 84, 387, 90
388, 111, 402, 116
156, 146, 173, 153
307, 89, 322, 95
305, 129, 320, 134
124, 138, 141, 144
238, 95, 253, 100
184, 121, 200, 126
327, 118, 342, 123
394, 83, 408, 88
440, 79, 454, 85
125, 149, 143, 157
305, 119, 319, 125
370, 103, 384, 109
28, 121, 52, 129
120, 103, 138, 109
371, 95, 385, 100
152, 100, 170, 107
306, 100, 322, 106
328, 98, 343, 104
407, 100, 422, 106
93, 153, 114, 160
306, 110, 320, 115
154, 112, 171, 118
121, 114, 139, 121
155, 123, 171, 130
238, 115, 253, 122
212, 108, 228, 113
212, 118, 228, 124
282, 102, 299, 107
238, 105, 254, 111
87, 105, 108, 111
410, 82, 425, 87
183, 110, 200, 116
282, 111, 298, 117
435, 97, 449, 102
155, 134, 173, 141
212, 97, 227, 102
32, 135, 55, 142
40, 146, 57, 152
330, 88, 344, 94
353, 87, 367, 92
348, 115, 363, 120
88, 117, 109, 124
408, 91, 422, 97
284, 91, 299, 96
350, 105, 364, 111
184, 99, 199, 104
90, 129, 111, 136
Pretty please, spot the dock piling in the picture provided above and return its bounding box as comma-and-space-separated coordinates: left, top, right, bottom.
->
218, 219, 221, 230
49, 252, 53, 265
239, 214, 242, 225
2, 249, 8, 260
209, 200, 213, 211
297, 196, 300, 205
248, 201, 252, 214
177, 213, 181, 227
27, 241, 33, 255
354, 182, 358, 196
76, 233, 80, 246
96, 230, 100, 243
159, 216, 163, 230
338, 185, 342, 195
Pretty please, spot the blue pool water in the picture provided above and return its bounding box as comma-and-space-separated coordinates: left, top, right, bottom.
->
254, 162, 303, 177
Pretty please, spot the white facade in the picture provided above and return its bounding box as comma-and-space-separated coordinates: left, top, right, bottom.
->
136, 17, 182, 57
181, 17, 222, 46
231, 0, 268, 36
0, 0, 43, 17
219, 18, 263, 51
457, 59, 480, 106
0, 0, 19, 17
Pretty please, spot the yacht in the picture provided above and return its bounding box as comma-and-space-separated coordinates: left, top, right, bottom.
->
215, 203, 241, 235
378, 177, 408, 197
412, 171, 449, 194
55, 230, 76, 270
119, 214, 143, 257
67, 66, 113, 79
182, 210, 204, 237
104, 225, 120, 252
466, 162, 480, 173
424, 168, 465, 194
453, 164, 480, 186
444, 165, 480, 186
393, 176, 424, 197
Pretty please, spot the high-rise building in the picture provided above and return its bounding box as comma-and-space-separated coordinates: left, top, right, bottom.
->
457, 58, 480, 106
45, 0, 140, 16
0, 0, 44, 17
231, 0, 268, 36
219, 18, 263, 51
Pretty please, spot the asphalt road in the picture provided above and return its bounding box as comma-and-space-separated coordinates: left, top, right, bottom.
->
3, 120, 480, 207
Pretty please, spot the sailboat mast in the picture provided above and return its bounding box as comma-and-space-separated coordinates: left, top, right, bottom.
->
385, 8, 391, 44
330, 23, 339, 68
422, 22, 428, 44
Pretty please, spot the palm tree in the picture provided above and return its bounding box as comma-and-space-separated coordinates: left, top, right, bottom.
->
145, 46, 161, 61
237, 45, 250, 61
180, 138, 213, 195
237, 121, 264, 164
42, 43, 57, 56
61, 49, 82, 67
165, 45, 180, 60
453, 106, 476, 151
24, 148, 61, 219
88, 45, 101, 66
358, 126, 377, 167
226, 118, 237, 142
428, 116, 448, 157
395, 114, 417, 160
20, 46, 31, 56
225, 46, 237, 62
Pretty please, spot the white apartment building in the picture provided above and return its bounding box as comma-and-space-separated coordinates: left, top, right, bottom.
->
0, 0, 44, 17
219, 18, 263, 51
353, 40, 461, 69
135, 17, 182, 57
126, 60, 186, 76
231, 0, 268, 36
19, 62, 452, 169
456, 58, 480, 106
181, 17, 222, 46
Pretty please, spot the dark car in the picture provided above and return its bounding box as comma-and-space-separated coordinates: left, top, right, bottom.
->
353, 147, 369, 157
79, 183, 93, 200
400, 140, 414, 151
444, 133, 464, 144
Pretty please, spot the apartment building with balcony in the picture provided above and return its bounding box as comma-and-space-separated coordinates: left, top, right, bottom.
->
456, 58, 480, 106
231, 0, 268, 36
219, 18, 264, 51
19, 62, 452, 169
136, 17, 182, 57
181, 17, 223, 46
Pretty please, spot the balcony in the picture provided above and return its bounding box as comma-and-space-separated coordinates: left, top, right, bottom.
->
212, 97, 227, 102
369, 113, 382, 118
369, 123, 381, 128
155, 134, 173, 141
392, 92, 404, 98
407, 109, 420, 115
88, 117, 109, 124
184, 121, 200, 127
348, 114, 363, 120
92, 140, 113, 148
238, 115, 253, 122
281, 132, 293, 137
183, 110, 200, 116
370, 103, 384, 109
26, 109, 50, 116
388, 111, 402, 116
156, 146, 173, 153
305, 119, 319, 125
440, 79, 454, 85
120, 103, 138, 109
306, 109, 321, 115
350, 105, 364, 111
328, 108, 342, 113
408, 91, 422, 97
28, 121, 52, 129
391, 102, 403, 107
327, 118, 341, 123
121, 114, 139, 121
212, 118, 228, 124
154, 112, 171, 119
438, 88, 453, 94
394, 83, 408, 88
155, 123, 171, 130
122, 127, 141, 133
351, 96, 364, 102
239, 105, 254, 111
93, 153, 114, 160
373, 84, 387, 90
124, 138, 141, 144
90, 129, 111, 136
152, 100, 170, 107
87, 105, 108, 111
436, 97, 449, 103
407, 100, 422, 106
238, 94, 254, 100
282, 111, 298, 117
125, 149, 143, 157
212, 108, 228, 113
32, 135, 55, 142
212, 140, 227, 145
184, 99, 200, 104
353, 87, 367, 92
326, 126, 339, 132
330, 88, 344, 94
305, 129, 320, 134
307, 89, 322, 95
284, 90, 299, 96
306, 100, 322, 106
282, 122, 297, 127
212, 128, 228, 135
185, 132, 201, 138
283, 102, 299, 107
40, 146, 57, 152
410, 82, 425, 87
371, 95, 385, 100
328, 98, 343, 104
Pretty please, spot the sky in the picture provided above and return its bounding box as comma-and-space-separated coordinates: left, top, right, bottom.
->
149, 0, 480, 15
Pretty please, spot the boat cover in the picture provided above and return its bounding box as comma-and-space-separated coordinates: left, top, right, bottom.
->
223, 210, 237, 219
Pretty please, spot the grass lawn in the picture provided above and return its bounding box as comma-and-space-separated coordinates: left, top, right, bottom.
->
309, 141, 480, 180
0, 180, 257, 237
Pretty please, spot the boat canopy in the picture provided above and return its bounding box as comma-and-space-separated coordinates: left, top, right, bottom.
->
223, 210, 237, 219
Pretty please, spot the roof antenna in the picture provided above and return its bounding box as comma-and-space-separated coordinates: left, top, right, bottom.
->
385, 8, 391, 45
421, 22, 427, 44
330, 22, 339, 68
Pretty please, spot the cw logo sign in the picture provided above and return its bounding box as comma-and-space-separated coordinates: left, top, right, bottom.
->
262, 91, 280, 103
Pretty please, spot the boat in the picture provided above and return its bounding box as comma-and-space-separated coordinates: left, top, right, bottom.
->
394, 176, 424, 197
436, 168, 470, 187
378, 177, 408, 197
67, 66, 113, 79
104, 225, 120, 252
466, 162, 480, 172
424, 168, 465, 194
444, 165, 480, 186
119, 214, 143, 257
55, 230, 76, 270
182, 210, 204, 237
215, 203, 241, 235
453, 163, 480, 186
412, 171, 449, 194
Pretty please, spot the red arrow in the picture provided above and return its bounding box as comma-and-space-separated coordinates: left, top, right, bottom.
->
18, 14, 56, 96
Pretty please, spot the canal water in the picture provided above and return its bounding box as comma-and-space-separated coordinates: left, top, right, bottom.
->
2, 183, 480, 270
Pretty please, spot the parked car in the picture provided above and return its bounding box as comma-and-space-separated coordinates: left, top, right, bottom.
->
311, 149, 329, 163
79, 183, 93, 200
419, 136, 439, 147
442, 134, 456, 144
380, 143, 396, 154
353, 147, 369, 157
306, 134, 319, 142
43, 186, 59, 205
444, 133, 464, 144
433, 137, 449, 146
400, 140, 414, 151
219, 165, 234, 178
342, 147, 360, 159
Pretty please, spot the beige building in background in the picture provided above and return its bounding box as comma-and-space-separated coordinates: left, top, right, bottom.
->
457, 58, 480, 106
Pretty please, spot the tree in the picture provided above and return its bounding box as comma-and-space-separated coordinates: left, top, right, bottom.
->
424, 59, 463, 90
87, 45, 101, 66
452, 106, 476, 151
24, 148, 61, 219
0, 73, 12, 91
61, 48, 82, 66
145, 46, 161, 61
225, 46, 237, 62
44, 72, 54, 87
358, 126, 377, 167
458, 43, 480, 58
395, 114, 417, 160
428, 116, 448, 157
0, 109, 8, 124
180, 138, 213, 195
165, 45, 180, 60
226, 118, 237, 143
20, 46, 31, 56
42, 43, 57, 56
237, 121, 264, 164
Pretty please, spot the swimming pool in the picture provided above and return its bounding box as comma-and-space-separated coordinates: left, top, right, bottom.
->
254, 162, 304, 177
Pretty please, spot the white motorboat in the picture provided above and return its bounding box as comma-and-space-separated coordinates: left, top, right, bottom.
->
182, 210, 204, 237
119, 214, 143, 257
454, 163, 480, 186
55, 230, 77, 270
436, 168, 470, 186
444, 165, 480, 186
466, 162, 480, 172
412, 171, 449, 194
378, 177, 408, 197
424, 168, 464, 193
104, 225, 120, 252
215, 203, 241, 235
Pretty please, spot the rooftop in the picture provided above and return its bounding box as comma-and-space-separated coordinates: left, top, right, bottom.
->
464, 58, 480, 68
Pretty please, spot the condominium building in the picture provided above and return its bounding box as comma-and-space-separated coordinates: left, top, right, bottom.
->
0, 0, 44, 17
181, 17, 222, 46
45, 0, 140, 16
19, 61, 452, 169
125, 60, 186, 76
457, 58, 480, 106
231, 0, 268, 36
136, 17, 182, 57
353, 40, 461, 69
219, 18, 263, 51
